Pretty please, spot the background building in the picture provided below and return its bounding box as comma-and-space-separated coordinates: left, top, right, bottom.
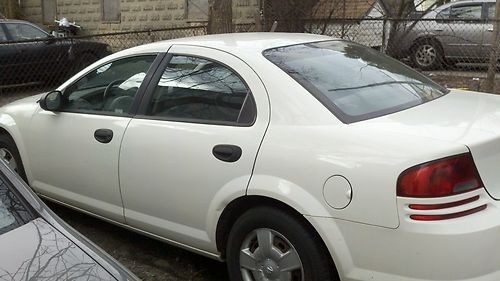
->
19, 0, 260, 34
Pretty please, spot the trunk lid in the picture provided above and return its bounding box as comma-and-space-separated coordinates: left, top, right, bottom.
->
357, 89, 500, 199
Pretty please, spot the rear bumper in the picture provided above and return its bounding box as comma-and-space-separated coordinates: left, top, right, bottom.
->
307, 189, 500, 281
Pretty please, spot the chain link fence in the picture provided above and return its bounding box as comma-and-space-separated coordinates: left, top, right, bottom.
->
1, 19, 499, 97
307, 18, 500, 70
0, 25, 207, 96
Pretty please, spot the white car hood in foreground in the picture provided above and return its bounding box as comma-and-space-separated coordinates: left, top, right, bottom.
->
359, 89, 500, 199
0, 218, 116, 280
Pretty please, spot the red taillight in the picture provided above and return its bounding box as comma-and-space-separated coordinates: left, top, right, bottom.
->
409, 195, 480, 210
410, 205, 487, 221
397, 153, 483, 198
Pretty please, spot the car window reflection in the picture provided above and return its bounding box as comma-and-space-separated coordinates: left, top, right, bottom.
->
264, 40, 448, 123
0, 177, 34, 236
146, 55, 250, 123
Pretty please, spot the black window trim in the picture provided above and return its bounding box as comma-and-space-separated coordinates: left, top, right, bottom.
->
262, 39, 450, 124
135, 52, 257, 127
58, 52, 166, 117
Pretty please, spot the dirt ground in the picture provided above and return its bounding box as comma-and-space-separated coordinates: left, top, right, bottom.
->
1, 69, 499, 281
424, 70, 500, 94
47, 203, 229, 281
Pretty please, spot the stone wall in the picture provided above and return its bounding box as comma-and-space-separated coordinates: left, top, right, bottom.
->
19, 0, 259, 34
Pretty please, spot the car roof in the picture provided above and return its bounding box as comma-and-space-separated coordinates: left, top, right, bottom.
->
435, 0, 495, 9
426, 0, 495, 16
118, 32, 333, 57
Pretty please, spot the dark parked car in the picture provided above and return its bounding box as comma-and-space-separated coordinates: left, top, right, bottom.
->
0, 19, 111, 88
0, 155, 139, 280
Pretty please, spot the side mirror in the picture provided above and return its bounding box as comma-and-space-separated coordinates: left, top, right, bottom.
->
40, 90, 63, 111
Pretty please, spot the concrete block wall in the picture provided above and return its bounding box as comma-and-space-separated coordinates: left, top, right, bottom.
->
20, 0, 44, 25
19, 0, 259, 34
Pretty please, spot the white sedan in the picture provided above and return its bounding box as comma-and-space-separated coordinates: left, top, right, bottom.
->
0, 33, 499, 281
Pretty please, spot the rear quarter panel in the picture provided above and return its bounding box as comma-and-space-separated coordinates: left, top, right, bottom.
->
244, 56, 468, 228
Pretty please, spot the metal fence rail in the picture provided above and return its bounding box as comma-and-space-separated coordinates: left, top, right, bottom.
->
1, 19, 499, 95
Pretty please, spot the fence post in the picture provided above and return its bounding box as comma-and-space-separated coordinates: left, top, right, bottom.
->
381, 18, 387, 53
485, 2, 500, 94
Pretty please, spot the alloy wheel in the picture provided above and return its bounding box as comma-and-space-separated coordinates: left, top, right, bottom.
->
415, 44, 437, 68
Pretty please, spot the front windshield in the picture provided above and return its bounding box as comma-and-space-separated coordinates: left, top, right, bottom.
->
263, 40, 448, 123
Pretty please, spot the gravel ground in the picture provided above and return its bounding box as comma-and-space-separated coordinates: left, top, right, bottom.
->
1, 69, 499, 280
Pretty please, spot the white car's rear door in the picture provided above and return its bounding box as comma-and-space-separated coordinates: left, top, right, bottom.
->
119, 45, 269, 251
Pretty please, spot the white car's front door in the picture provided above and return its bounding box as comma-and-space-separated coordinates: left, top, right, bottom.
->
27, 55, 159, 222
119, 45, 269, 251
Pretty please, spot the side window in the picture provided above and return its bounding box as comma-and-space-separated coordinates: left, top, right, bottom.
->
487, 3, 496, 20
4, 23, 48, 40
0, 25, 7, 42
449, 5, 483, 20
63, 55, 156, 115
0, 176, 34, 236
436, 7, 450, 19
146, 55, 251, 124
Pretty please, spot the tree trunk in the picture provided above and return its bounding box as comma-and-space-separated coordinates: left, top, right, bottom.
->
385, 0, 439, 57
385, 0, 407, 57
263, 0, 321, 33
207, 0, 233, 34
484, 0, 500, 94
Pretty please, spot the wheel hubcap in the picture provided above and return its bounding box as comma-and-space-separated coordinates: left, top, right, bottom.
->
415, 44, 437, 67
0, 148, 17, 172
239, 228, 304, 281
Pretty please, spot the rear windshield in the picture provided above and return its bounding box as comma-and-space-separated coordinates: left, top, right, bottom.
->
263, 40, 448, 123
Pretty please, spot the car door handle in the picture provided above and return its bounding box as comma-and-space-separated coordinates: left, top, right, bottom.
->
487, 28, 494, 32
94, 129, 113, 144
212, 144, 242, 162
434, 28, 444, 32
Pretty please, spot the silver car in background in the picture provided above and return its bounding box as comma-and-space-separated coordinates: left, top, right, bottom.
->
396, 0, 496, 70
0, 160, 139, 281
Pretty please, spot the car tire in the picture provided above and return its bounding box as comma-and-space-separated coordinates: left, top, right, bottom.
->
0, 134, 27, 181
410, 39, 444, 70
226, 206, 339, 281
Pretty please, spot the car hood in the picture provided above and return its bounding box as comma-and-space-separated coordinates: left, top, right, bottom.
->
0, 218, 117, 280
7, 93, 45, 107
357, 89, 500, 199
